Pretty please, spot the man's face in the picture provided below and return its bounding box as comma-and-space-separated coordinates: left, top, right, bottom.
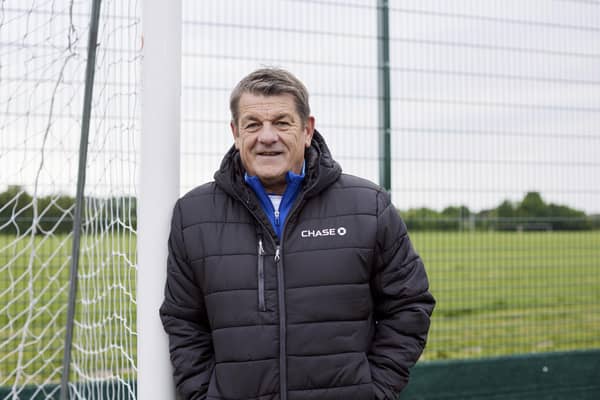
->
231, 92, 314, 194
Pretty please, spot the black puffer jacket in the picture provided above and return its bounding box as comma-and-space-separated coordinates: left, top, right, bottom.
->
160, 131, 435, 400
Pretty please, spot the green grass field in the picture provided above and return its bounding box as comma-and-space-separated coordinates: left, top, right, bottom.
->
0, 232, 137, 386
411, 231, 600, 360
1, 231, 599, 385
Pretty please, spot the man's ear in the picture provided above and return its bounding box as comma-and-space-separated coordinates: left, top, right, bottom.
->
230, 121, 240, 149
304, 116, 315, 147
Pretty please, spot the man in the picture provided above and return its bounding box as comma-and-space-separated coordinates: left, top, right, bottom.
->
160, 68, 435, 400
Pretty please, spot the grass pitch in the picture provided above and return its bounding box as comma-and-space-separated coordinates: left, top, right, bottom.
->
411, 231, 600, 360
0, 230, 599, 385
0, 232, 137, 387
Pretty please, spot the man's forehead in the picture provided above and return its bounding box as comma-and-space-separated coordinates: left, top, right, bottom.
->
238, 93, 297, 118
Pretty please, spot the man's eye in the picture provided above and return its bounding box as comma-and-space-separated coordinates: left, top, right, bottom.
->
276, 121, 290, 126
245, 123, 259, 129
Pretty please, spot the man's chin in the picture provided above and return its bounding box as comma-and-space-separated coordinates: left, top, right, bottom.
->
256, 173, 287, 193
254, 168, 284, 180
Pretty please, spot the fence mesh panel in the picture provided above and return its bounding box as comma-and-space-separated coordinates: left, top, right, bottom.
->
181, 0, 600, 363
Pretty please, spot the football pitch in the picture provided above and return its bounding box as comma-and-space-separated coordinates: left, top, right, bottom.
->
411, 231, 600, 360
1, 231, 599, 385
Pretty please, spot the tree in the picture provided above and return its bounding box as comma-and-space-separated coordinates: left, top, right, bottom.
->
0, 186, 34, 234
402, 207, 443, 230
496, 200, 515, 230
441, 205, 471, 230
547, 203, 591, 230
37, 194, 75, 234
517, 191, 547, 218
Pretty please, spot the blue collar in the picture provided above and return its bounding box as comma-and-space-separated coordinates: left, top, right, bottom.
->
244, 162, 305, 239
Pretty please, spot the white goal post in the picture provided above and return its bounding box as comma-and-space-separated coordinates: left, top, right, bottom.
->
137, 0, 181, 399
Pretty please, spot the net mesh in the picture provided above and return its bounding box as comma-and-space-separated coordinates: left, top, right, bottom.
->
0, 0, 140, 398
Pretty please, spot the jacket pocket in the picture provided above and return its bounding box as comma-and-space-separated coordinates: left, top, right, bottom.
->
257, 238, 266, 312
363, 352, 374, 383
362, 353, 375, 399
206, 368, 220, 399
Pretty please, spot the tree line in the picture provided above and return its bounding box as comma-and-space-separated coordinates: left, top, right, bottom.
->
402, 192, 599, 231
1, 186, 597, 234
0, 185, 137, 235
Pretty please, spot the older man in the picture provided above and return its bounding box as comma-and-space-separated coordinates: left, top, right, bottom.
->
160, 68, 435, 400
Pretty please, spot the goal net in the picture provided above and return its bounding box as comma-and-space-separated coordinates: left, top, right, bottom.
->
0, 1, 140, 398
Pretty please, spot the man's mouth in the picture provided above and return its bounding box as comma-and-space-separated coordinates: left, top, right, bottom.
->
257, 151, 283, 156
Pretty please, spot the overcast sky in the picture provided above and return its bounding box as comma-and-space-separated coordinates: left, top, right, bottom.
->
179, 0, 600, 213
2, 0, 599, 213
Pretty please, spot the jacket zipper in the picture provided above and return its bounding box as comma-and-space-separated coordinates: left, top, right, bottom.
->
274, 245, 285, 400
257, 238, 266, 312
274, 209, 280, 228
274, 194, 305, 400
237, 189, 307, 400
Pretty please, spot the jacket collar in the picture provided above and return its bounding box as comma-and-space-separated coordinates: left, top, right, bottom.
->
244, 165, 305, 239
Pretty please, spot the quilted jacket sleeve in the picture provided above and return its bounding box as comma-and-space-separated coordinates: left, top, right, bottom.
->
159, 200, 215, 400
368, 191, 436, 399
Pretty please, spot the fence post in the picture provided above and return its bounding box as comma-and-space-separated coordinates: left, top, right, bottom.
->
377, 0, 392, 191
138, 0, 181, 399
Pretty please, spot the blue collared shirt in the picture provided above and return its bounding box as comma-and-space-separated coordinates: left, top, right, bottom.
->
244, 163, 305, 239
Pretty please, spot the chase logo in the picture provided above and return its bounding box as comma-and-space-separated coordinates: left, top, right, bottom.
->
301, 227, 347, 238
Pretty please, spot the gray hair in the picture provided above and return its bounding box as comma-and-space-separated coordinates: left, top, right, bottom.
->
229, 68, 311, 127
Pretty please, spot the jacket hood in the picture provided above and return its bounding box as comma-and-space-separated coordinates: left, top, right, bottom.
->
214, 129, 342, 200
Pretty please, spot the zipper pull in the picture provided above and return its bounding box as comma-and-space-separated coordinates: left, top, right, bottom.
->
274, 246, 280, 262
257, 238, 266, 312
258, 238, 264, 255
274, 210, 280, 227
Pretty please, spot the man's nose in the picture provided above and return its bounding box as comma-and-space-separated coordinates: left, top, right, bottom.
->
257, 123, 278, 144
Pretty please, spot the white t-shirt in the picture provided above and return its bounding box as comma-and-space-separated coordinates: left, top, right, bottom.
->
268, 194, 282, 212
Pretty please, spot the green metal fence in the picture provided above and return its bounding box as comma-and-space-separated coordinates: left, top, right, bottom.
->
181, 1, 600, 398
